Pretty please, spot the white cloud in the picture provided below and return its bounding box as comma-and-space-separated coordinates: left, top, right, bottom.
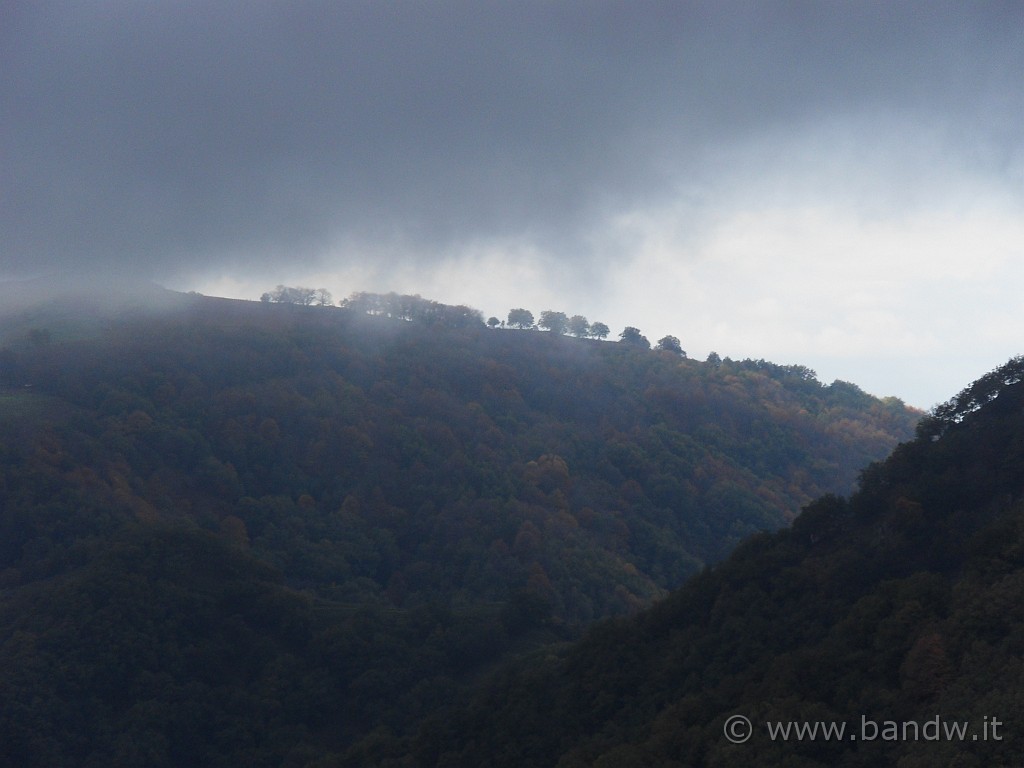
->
595, 179, 1024, 406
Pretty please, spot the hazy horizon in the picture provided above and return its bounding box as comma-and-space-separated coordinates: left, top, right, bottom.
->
5, 2, 1022, 409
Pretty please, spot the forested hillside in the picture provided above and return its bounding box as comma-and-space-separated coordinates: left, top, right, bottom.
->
0, 290, 919, 765
424, 356, 1024, 767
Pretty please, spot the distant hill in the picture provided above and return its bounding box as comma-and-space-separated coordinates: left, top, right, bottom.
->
423, 356, 1024, 767
0, 291, 920, 765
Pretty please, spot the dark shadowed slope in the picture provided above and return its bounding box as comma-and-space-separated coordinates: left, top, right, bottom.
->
422, 356, 1024, 768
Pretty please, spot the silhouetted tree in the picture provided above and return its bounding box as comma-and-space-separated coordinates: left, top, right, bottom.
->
487, 317, 501, 329
619, 326, 650, 349
507, 308, 535, 329
262, 285, 318, 305
538, 311, 568, 335
589, 322, 610, 340
340, 291, 484, 327
287, 287, 315, 305
567, 315, 590, 338
656, 335, 685, 356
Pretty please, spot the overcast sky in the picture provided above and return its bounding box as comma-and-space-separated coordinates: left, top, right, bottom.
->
5, 1, 1023, 408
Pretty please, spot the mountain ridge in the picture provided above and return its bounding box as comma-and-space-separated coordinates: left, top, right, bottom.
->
0, 290, 923, 765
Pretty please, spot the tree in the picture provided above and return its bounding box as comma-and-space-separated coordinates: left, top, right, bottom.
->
432, 304, 485, 328
487, 317, 501, 329
337, 291, 484, 327
618, 327, 650, 349
538, 311, 568, 335
314, 288, 334, 307
294, 287, 317, 306
589, 322, 610, 340
262, 285, 318, 305
507, 308, 535, 329
567, 315, 590, 338
264, 286, 290, 303
706, 351, 722, 367
656, 335, 685, 356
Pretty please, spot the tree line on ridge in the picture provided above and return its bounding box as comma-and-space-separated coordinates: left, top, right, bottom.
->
262, 286, 688, 355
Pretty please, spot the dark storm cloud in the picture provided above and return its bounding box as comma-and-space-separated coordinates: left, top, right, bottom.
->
4, 1, 1021, 280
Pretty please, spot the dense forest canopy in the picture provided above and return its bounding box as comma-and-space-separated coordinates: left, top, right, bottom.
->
0, 289, 922, 765
424, 356, 1024, 767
